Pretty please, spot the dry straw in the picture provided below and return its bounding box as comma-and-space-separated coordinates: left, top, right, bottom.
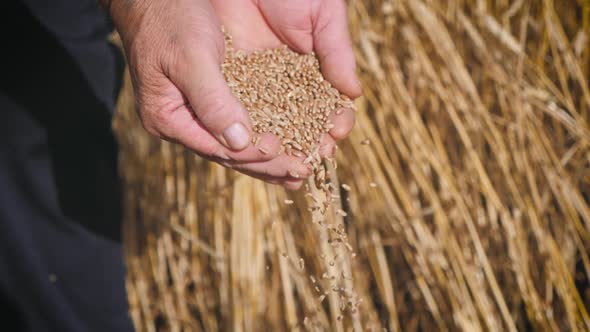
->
114, 0, 590, 331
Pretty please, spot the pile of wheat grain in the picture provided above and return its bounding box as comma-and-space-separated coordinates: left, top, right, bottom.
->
222, 33, 353, 159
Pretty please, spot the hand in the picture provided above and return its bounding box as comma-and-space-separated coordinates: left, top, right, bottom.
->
105, 0, 361, 190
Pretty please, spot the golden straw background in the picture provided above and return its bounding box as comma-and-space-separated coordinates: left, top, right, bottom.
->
114, 0, 590, 331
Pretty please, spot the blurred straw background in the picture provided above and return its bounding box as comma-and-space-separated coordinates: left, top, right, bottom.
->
113, 0, 590, 331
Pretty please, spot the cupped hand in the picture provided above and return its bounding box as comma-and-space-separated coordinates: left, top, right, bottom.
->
105, 0, 361, 190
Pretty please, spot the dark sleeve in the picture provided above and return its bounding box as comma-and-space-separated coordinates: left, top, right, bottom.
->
17, 0, 123, 111
21, 0, 113, 40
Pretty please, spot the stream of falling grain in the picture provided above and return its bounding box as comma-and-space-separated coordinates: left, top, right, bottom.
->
222, 33, 362, 331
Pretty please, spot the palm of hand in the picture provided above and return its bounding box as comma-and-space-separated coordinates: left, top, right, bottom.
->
211, 0, 314, 53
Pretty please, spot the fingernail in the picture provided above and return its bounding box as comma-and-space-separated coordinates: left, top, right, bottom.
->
223, 123, 250, 150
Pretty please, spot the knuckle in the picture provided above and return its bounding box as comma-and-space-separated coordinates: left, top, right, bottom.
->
137, 100, 173, 140
142, 122, 161, 138
151, 111, 171, 132
138, 110, 164, 139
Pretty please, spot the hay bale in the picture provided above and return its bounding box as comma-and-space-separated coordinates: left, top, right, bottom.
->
114, 0, 590, 330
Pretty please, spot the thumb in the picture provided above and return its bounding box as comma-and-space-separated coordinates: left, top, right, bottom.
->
312, 0, 362, 98
170, 46, 252, 151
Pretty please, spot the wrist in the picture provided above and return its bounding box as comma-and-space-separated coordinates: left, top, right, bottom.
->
103, 0, 148, 46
